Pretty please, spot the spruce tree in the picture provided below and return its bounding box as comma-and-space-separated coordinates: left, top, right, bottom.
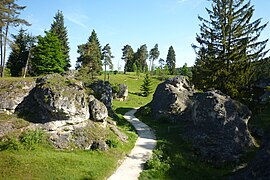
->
6, 29, 35, 76
134, 44, 148, 73
50, 10, 70, 70
140, 73, 152, 97
166, 46, 176, 75
192, 0, 268, 98
31, 31, 65, 75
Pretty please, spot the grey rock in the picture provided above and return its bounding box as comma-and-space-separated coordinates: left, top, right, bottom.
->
0, 80, 35, 114
185, 90, 255, 166
114, 84, 128, 101
90, 81, 114, 116
150, 76, 194, 122
230, 130, 270, 180
91, 140, 108, 151
89, 95, 108, 122
16, 73, 89, 123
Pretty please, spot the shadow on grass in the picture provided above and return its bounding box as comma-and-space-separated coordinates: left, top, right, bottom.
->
114, 107, 136, 132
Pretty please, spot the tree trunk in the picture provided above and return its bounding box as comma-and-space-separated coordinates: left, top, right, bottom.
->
104, 64, 106, 81
2, 23, 9, 77
23, 48, 32, 78
0, 26, 3, 77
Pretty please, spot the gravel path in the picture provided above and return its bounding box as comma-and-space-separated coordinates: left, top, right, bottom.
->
108, 109, 156, 180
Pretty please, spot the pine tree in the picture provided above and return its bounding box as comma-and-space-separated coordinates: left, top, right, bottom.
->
50, 10, 70, 70
0, 0, 30, 77
140, 73, 152, 97
121, 44, 134, 73
31, 31, 65, 75
134, 44, 148, 73
166, 46, 176, 75
102, 43, 114, 81
192, 0, 268, 98
76, 30, 102, 78
6, 29, 35, 76
149, 44, 160, 72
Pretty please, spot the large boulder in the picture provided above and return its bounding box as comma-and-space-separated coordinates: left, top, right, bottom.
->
0, 80, 35, 114
89, 95, 108, 122
231, 129, 270, 179
90, 81, 113, 116
185, 90, 255, 166
150, 76, 194, 122
16, 73, 89, 123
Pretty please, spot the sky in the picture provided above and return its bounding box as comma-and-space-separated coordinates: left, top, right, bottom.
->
12, 0, 270, 70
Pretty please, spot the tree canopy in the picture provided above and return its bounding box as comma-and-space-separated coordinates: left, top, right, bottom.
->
31, 31, 66, 75
50, 10, 70, 71
166, 46, 176, 75
192, 0, 268, 98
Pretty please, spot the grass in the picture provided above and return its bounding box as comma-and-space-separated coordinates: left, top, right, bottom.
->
136, 112, 236, 180
250, 105, 270, 131
0, 72, 163, 180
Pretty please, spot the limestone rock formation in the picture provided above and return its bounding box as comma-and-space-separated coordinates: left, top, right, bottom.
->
0, 80, 35, 114
231, 129, 270, 179
90, 80, 113, 116
16, 73, 89, 123
150, 76, 194, 122
185, 90, 255, 166
113, 84, 128, 101
89, 95, 108, 122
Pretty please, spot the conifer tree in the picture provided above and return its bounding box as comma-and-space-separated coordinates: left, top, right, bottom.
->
121, 44, 134, 73
50, 10, 70, 70
102, 43, 114, 81
166, 46, 176, 75
192, 0, 268, 98
6, 29, 35, 76
0, 0, 30, 77
76, 30, 102, 78
149, 44, 160, 72
140, 73, 152, 97
134, 44, 148, 73
31, 31, 65, 75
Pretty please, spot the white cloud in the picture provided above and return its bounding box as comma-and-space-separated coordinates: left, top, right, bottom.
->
66, 12, 88, 29
177, 0, 189, 4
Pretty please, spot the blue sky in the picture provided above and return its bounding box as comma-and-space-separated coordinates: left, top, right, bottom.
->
16, 0, 270, 70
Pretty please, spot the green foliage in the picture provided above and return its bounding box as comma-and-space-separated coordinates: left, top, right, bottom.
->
0, 129, 45, 151
192, 0, 268, 98
149, 44, 160, 72
50, 10, 70, 70
177, 63, 192, 78
6, 29, 36, 77
122, 44, 135, 73
166, 46, 176, 75
76, 30, 102, 78
106, 139, 119, 148
140, 73, 153, 97
102, 43, 114, 81
31, 31, 66, 75
134, 44, 148, 73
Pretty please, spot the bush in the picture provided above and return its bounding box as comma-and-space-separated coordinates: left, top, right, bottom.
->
105, 139, 119, 148
20, 129, 45, 150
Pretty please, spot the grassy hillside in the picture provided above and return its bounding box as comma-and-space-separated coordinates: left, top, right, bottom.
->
0, 72, 162, 180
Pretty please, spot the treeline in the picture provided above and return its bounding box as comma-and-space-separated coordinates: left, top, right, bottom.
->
0, 0, 186, 79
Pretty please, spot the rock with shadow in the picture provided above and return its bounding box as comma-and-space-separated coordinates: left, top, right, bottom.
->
150, 76, 195, 122
184, 90, 255, 166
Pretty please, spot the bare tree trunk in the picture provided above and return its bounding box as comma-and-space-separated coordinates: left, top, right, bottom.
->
23, 48, 31, 78
2, 22, 9, 77
0, 27, 3, 77
104, 64, 106, 81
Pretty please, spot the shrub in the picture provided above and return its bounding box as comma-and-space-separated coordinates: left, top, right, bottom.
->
20, 129, 45, 150
106, 139, 119, 148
